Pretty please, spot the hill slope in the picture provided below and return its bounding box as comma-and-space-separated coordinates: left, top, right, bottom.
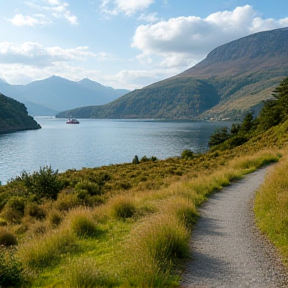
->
56, 27, 288, 120
0, 77, 130, 116
0, 93, 41, 134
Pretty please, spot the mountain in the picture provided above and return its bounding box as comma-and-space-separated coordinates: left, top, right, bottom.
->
56, 27, 288, 120
0, 93, 41, 134
0, 77, 130, 116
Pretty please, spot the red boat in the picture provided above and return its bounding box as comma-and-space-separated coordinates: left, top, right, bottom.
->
66, 118, 80, 124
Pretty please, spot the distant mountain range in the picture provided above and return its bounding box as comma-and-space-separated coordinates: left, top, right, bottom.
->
56, 27, 288, 120
0, 93, 41, 134
0, 77, 130, 116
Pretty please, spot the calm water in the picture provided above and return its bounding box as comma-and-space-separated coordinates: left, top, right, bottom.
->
0, 118, 232, 184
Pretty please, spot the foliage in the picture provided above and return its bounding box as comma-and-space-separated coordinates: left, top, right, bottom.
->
0, 248, 25, 287
181, 149, 194, 160
14, 166, 63, 200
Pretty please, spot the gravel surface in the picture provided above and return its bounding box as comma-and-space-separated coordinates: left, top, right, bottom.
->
181, 166, 288, 288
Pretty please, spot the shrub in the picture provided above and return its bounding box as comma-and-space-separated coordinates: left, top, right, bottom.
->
6, 196, 26, 215
75, 180, 100, 196
132, 155, 140, 164
181, 149, 194, 160
25, 202, 46, 219
0, 228, 18, 246
0, 248, 25, 287
15, 166, 63, 200
48, 210, 63, 227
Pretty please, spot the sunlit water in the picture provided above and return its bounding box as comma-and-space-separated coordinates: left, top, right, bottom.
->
0, 117, 233, 184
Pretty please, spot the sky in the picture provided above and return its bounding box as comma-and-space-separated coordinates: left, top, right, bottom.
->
0, 1, 288, 90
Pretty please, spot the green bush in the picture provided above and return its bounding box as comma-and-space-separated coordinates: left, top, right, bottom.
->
14, 166, 63, 200
181, 149, 194, 160
75, 180, 100, 196
0, 248, 25, 287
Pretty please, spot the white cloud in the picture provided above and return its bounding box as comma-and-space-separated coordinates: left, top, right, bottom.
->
132, 5, 288, 68
8, 14, 51, 26
138, 12, 159, 23
0, 42, 95, 67
101, 0, 154, 16
13, 0, 78, 26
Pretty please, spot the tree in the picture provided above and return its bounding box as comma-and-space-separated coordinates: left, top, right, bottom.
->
208, 127, 230, 147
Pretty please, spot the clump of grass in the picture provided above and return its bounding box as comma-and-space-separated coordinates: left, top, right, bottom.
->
62, 257, 115, 288
109, 195, 136, 220
48, 209, 63, 227
17, 228, 78, 269
123, 213, 189, 287
55, 191, 81, 211
25, 202, 46, 220
163, 197, 199, 229
68, 208, 98, 238
0, 228, 18, 246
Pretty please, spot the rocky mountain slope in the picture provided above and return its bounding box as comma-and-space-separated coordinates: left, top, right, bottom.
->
56, 27, 288, 120
0, 93, 41, 134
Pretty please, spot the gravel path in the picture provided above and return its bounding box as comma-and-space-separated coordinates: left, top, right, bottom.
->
181, 166, 288, 288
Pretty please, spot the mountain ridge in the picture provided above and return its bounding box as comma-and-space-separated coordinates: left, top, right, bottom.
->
56, 27, 288, 120
0, 77, 130, 116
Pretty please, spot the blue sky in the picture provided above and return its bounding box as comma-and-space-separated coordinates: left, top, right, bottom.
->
0, 0, 288, 90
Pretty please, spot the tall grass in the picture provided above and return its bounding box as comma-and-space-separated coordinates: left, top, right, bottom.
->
62, 257, 115, 288
254, 152, 288, 264
123, 212, 189, 287
17, 228, 78, 269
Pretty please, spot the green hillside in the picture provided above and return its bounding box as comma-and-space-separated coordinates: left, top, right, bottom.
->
57, 27, 288, 120
0, 93, 41, 134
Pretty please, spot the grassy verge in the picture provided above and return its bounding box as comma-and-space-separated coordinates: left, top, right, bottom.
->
254, 148, 288, 265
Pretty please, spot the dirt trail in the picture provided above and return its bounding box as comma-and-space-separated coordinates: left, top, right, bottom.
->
181, 166, 288, 288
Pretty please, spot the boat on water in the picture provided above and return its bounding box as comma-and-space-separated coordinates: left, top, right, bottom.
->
66, 118, 80, 124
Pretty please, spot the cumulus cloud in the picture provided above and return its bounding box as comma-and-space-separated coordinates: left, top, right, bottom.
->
11, 0, 78, 26
0, 42, 95, 67
132, 5, 288, 68
101, 0, 154, 16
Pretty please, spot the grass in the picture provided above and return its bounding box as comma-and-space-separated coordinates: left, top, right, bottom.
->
0, 118, 287, 287
254, 149, 288, 265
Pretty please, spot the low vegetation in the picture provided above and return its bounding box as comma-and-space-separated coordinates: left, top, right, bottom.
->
0, 77, 288, 287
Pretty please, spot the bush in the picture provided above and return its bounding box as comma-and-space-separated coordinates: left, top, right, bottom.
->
6, 196, 26, 215
15, 166, 63, 200
25, 202, 46, 219
75, 180, 100, 196
181, 149, 194, 160
0, 248, 25, 287
132, 155, 140, 164
0, 228, 18, 246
